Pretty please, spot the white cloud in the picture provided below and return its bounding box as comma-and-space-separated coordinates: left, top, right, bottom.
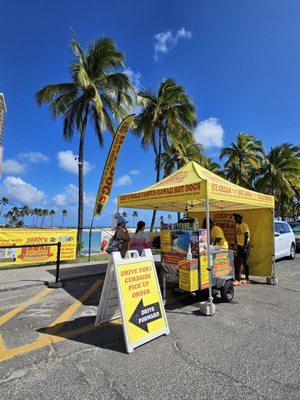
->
194, 118, 224, 148
18, 151, 49, 163
52, 184, 94, 208
3, 176, 45, 204
2, 159, 26, 175
129, 170, 140, 175
57, 150, 93, 175
116, 174, 133, 187
154, 27, 192, 60
124, 67, 141, 90
52, 193, 67, 207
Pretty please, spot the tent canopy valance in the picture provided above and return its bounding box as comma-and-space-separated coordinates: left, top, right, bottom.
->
118, 161, 274, 212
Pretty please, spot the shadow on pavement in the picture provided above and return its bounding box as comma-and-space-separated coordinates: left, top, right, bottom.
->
37, 317, 127, 354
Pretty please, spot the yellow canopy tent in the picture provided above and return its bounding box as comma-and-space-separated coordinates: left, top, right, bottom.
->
118, 161, 275, 278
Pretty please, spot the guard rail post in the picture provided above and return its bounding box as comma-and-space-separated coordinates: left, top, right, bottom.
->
47, 242, 63, 288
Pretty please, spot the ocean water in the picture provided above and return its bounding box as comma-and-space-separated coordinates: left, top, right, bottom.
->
81, 230, 102, 253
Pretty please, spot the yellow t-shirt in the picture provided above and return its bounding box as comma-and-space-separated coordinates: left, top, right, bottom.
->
235, 222, 250, 246
211, 225, 229, 249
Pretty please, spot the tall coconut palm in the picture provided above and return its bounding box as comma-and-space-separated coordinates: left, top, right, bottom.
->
4, 207, 20, 227
61, 209, 67, 227
36, 35, 134, 247
256, 144, 300, 219
158, 136, 205, 177
33, 208, 42, 227
203, 158, 225, 177
49, 209, 56, 228
134, 78, 197, 230
220, 133, 265, 186
41, 209, 49, 227
0, 197, 9, 215
19, 205, 30, 225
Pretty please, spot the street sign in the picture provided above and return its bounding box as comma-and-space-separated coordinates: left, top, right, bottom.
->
96, 249, 169, 353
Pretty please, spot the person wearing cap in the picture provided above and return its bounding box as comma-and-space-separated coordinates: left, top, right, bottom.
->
115, 216, 131, 258
202, 218, 228, 249
233, 213, 250, 284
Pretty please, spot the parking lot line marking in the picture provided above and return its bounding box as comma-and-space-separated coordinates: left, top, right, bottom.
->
0, 288, 52, 327
0, 279, 102, 362
0, 334, 7, 351
45, 279, 102, 335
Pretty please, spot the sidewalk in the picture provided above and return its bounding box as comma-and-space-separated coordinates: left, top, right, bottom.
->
0, 261, 108, 292
0, 254, 162, 292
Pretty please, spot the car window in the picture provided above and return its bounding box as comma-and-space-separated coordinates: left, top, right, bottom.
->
291, 224, 300, 233
275, 222, 285, 234
283, 223, 291, 233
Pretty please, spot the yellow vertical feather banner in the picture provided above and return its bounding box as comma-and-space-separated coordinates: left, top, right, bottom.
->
93, 114, 135, 216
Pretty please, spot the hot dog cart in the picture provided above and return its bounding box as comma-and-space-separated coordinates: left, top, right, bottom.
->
160, 223, 235, 303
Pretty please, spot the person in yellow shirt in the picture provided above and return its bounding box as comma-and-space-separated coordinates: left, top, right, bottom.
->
233, 213, 250, 284
202, 218, 229, 249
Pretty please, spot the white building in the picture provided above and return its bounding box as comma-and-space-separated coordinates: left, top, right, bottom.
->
0, 93, 7, 177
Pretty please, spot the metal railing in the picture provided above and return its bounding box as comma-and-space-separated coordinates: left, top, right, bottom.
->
0, 242, 62, 288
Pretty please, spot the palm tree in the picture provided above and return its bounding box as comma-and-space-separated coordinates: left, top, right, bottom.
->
4, 207, 21, 227
19, 205, 30, 225
40, 209, 49, 227
159, 136, 205, 177
220, 133, 265, 186
61, 209, 67, 227
36, 35, 134, 248
0, 197, 9, 215
256, 144, 300, 219
49, 209, 56, 228
203, 158, 225, 177
34, 208, 43, 227
134, 78, 197, 230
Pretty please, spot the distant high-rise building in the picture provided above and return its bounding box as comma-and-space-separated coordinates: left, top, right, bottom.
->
0, 93, 7, 177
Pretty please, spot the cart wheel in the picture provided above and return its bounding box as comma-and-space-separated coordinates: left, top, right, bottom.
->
221, 281, 234, 302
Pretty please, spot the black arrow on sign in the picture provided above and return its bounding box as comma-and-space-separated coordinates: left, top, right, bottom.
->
129, 299, 162, 333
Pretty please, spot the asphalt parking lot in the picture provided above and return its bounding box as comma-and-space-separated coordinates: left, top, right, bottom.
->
0, 256, 299, 400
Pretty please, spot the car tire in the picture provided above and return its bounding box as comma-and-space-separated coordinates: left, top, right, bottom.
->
289, 243, 296, 260
220, 281, 234, 302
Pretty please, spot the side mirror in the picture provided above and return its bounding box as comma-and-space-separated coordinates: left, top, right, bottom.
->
274, 232, 280, 237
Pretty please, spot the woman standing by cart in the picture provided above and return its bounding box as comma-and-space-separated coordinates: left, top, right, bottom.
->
130, 221, 151, 255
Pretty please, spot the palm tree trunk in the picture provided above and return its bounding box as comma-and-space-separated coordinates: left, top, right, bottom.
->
176, 160, 181, 222
77, 133, 84, 251
150, 129, 162, 231
61, 216, 64, 227
51, 216, 53, 228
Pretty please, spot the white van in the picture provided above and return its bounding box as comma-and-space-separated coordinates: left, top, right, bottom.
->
274, 221, 296, 260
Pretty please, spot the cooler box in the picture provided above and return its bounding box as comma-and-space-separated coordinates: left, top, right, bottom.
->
178, 259, 199, 292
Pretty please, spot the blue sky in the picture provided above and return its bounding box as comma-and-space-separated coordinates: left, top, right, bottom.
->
0, 0, 299, 227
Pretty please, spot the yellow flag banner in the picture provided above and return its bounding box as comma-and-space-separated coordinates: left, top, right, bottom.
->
93, 114, 135, 216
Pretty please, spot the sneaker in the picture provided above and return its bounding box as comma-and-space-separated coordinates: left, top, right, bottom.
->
232, 280, 241, 286
241, 279, 250, 284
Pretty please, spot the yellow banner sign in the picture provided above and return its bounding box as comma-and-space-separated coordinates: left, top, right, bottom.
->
114, 250, 169, 353
0, 229, 77, 265
93, 114, 135, 216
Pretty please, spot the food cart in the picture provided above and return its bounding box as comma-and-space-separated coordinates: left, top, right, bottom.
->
160, 224, 235, 303
118, 161, 275, 315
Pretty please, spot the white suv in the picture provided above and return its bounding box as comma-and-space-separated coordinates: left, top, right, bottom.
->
274, 221, 296, 260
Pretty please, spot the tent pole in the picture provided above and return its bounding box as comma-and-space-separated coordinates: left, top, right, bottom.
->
205, 198, 215, 315
267, 209, 277, 285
